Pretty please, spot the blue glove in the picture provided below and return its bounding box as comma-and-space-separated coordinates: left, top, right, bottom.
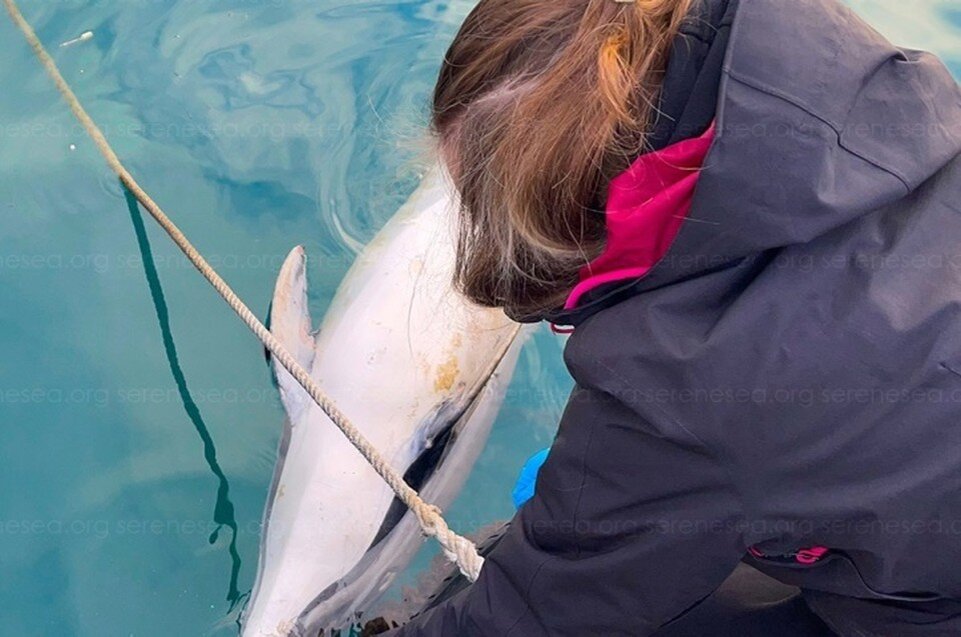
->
511, 448, 550, 509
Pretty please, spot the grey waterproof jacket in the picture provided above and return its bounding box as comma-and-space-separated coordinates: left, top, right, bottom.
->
391, 0, 961, 634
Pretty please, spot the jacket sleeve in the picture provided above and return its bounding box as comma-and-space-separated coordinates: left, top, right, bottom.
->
388, 382, 747, 637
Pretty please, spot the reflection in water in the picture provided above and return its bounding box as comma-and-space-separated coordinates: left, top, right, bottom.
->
123, 187, 244, 611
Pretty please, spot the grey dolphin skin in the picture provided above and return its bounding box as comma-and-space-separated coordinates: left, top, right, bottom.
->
241, 167, 526, 636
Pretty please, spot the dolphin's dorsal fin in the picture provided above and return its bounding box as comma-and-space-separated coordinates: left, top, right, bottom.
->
269, 246, 317, 424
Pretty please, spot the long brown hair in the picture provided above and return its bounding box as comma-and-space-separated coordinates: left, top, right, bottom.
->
432, 0, 694, 319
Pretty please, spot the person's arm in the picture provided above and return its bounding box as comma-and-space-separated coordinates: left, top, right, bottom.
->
389, 383, 746, 636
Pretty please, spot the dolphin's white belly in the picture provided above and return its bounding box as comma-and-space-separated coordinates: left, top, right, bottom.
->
242, 167, 523, 636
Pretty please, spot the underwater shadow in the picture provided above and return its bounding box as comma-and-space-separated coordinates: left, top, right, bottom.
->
123, 186, 244, 611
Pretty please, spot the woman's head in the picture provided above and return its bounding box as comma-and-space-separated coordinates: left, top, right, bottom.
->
432, 0, 694, 320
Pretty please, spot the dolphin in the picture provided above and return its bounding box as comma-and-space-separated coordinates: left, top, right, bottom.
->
241, 166, 526, 636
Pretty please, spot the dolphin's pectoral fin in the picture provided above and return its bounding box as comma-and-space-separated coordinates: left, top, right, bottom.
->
369, 417, 458, 549
270, 246, 318, 424
367, 393, 477, 549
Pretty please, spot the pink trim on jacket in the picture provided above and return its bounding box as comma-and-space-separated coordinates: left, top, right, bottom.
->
747, 545, 830, 565
795, 546, 830, 565
563, 123, 716, 310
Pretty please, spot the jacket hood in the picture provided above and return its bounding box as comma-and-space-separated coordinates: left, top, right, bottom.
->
546, 0, 961, 327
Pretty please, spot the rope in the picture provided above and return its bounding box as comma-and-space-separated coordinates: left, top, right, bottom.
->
3, 0, 500, 582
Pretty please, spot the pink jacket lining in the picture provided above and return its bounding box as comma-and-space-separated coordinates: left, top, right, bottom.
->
563, 122, 717, 311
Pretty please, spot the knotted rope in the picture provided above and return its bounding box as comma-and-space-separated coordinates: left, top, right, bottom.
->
3, 0, 490, 582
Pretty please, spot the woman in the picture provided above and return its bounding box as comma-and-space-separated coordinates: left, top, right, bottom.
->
391, 0, 961, 634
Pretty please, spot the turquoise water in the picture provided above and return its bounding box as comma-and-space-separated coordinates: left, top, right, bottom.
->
0, 2, 958, 635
